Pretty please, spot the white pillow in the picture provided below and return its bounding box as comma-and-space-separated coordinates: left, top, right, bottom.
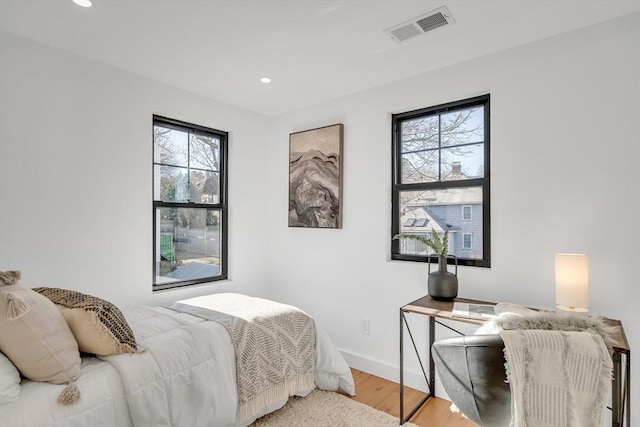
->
0, 351, 21, 405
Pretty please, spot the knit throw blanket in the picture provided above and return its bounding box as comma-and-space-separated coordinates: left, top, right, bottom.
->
499, 326, 612, 427
165, 294, 316, 422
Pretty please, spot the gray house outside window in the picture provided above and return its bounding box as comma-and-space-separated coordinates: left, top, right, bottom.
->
398, 186, 483, 259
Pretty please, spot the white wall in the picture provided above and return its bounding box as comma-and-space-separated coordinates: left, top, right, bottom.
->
1, 12, 638, 424
0, 31, 274, 308
267, 13, 640, 421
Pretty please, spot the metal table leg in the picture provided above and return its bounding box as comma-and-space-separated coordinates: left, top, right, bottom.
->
399, 309, 433, 425
613, 351, 621, 427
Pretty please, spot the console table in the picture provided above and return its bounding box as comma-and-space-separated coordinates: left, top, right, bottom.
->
399, 296, 631, 426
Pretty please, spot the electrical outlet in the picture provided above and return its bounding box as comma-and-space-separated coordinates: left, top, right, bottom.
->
360, 319, 370, 336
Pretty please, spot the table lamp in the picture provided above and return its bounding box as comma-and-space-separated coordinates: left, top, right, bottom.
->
555, 253, 589, 313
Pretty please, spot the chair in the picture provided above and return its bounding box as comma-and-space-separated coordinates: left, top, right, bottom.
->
431, 334, 511, 427
160, 233, 176, 265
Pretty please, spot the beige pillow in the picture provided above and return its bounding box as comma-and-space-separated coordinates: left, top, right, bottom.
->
34, 287, 137, 356
0, 271, 81, 404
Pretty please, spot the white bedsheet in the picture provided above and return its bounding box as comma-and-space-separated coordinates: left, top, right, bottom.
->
1, 357, 133, 427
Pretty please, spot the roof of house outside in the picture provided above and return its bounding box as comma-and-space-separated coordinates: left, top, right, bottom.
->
404, 186, 482, 207
399, 207, 453, 235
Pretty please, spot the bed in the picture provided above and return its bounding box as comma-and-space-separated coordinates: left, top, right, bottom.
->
0, 292, 355, 427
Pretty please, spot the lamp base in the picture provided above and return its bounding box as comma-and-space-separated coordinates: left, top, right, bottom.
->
556, 304, 589, 316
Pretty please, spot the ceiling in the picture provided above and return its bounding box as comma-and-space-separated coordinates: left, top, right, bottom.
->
1, 0, 639, 116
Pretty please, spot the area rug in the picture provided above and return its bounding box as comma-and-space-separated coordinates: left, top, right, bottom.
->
250, 389, 419, 427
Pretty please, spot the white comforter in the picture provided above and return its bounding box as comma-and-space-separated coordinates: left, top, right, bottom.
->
108, 295, 354, 427
3, 296, 355, 427
103, 305, 239, 427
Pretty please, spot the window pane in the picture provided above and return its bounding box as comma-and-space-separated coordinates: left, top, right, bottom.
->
153, 126, 188, 166
440, 106, 484, 147
401, 150, 439, 183
463, 233, 472, 249
155, 207, 221, 285
154, 165, 189, 202
399, 187, 483, 260
189, 170, 219, 204
441, 143, 484, 181
190, 134, 220, 171
462, 205, 472, 221
401, 116, 439, 152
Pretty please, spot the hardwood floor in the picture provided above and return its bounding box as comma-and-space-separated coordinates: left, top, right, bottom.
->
348, 368, 477, 427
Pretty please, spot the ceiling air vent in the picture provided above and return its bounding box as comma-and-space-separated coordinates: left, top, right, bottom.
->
385, 6, 455, 43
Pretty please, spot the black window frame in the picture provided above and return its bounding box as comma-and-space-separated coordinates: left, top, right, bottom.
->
391, 94, 490, 268
152, 115, 229, 290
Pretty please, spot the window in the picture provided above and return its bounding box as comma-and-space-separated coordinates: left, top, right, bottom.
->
153, 116, 228, 289
462, 205, 472, 221
463, 233, 473, 249
391, 95, 490, 267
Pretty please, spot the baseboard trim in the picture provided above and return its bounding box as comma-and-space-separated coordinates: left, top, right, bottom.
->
340, 349, 430, 393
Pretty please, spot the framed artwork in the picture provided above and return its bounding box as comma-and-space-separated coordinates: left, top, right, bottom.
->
289, 123, 343, 228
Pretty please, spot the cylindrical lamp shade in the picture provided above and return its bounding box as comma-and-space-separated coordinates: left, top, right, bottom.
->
555, 253, 589, 313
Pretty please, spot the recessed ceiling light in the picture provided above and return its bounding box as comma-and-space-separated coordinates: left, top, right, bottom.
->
73, 0, 92, 7
260, 77, 272, 84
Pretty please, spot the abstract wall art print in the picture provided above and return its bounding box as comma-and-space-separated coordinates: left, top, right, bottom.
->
289, 123, 343, 229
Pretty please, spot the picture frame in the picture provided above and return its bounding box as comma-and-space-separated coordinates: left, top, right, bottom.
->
288, 123, 343, 228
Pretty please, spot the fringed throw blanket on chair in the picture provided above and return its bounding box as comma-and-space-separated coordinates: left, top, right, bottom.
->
165, 293, 316, 423
500, 328, 612, 427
